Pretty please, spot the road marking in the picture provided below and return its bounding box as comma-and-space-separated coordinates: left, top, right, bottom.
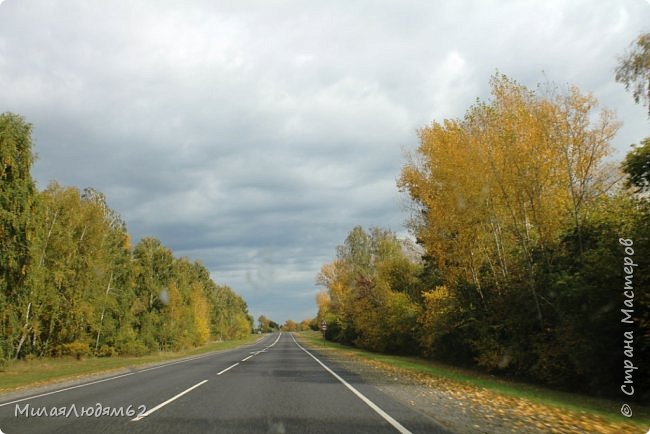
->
217, 362, 239, 375
131, 379, 208, 422
234, 333, 281, 363
265, 332, 282, 348
0, 350, 222, 408
291, 335, 412, 434
0, 371, 138, 408
0, 335, 275, 408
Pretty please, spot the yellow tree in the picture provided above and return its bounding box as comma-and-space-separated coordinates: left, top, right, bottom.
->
299, 319, 311, 331
191, 282, 210, 345
282, 320, 298, 332
399, 74, 618, 325
316, 260, 349, 326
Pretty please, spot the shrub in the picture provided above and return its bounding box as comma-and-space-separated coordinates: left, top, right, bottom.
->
61, 341, 90, 360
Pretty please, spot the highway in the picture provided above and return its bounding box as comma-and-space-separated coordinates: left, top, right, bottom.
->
0, 333, 450, 433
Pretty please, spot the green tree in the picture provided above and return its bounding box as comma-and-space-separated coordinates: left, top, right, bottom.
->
0, 113, 36, 359
0, 116, 253, 359
622, 137, 650, 193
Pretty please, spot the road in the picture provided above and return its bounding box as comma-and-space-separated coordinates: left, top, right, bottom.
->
0, 333, 451, 433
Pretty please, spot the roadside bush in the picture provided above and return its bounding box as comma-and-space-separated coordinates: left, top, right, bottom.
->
60, 341, 90, 360
115, 328, 149, 356
96, 345, 118, 357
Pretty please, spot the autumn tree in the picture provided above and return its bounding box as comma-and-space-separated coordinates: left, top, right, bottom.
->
282, 320, 298, 332
398, 74, 622, 378
315, 290, 331, 324
299, 319, 311, 331
317, 226, 421, 353
257, 315, 271, 333
312, 74, 646, 398
399, 74, 616, 325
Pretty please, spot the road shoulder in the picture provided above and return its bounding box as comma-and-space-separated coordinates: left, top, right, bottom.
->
296, 334, 645, 434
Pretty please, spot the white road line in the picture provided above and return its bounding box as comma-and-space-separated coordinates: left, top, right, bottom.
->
241, 355, 253, 362
131, 379, 208, 422
0, 371, 137, 408
266, 332, 282, 348
217, 362, 239, 375
291, 335, 412, 434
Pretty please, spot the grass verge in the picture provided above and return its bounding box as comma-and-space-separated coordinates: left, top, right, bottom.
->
298, 331, 650, 431
0, 334, 261, 393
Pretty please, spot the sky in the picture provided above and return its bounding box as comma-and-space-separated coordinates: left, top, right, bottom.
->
1, 1, 648, 324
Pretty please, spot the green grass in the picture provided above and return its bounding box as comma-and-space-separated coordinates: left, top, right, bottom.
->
0, 334, 261, 392
298, 331, 650, 428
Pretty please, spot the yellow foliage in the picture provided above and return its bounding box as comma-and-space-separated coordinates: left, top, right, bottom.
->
399, 74, 618, 296
191, 283, 210, 345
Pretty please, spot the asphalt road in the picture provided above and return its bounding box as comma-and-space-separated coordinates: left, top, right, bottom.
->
0, 333, 451, 433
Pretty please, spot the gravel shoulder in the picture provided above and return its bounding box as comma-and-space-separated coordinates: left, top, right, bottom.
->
297, 336, 646, 434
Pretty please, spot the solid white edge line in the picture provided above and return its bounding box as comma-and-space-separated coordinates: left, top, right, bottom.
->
131, 379, 208, 422
217, 362, 239, 375
241, 355, 253, 362
0, 349, 224, 408
291, 334, 412, 434
0, 371, 136, 408
0, 334, 276, 408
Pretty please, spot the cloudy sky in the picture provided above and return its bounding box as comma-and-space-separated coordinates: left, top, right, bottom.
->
1, 1, 648, 324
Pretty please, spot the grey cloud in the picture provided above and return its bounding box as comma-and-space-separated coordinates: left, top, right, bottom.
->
1, 0, 648, 322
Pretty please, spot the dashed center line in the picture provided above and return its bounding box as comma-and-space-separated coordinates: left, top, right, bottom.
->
131, 333, 282, 423
217, 362, 240, 375
131, 380, 208, 422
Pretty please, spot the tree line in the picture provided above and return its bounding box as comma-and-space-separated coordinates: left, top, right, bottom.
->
0, 113, 253, 363
257, 315, 316, 333
316, 54, 650, 399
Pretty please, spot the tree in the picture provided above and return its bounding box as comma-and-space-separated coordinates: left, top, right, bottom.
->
299, 319, 312, 331
616, 31, 650, 116
622, 137, 650, 193
0, 113, 34, 294
191, 282, 210, 345
257, 315, 271, 333
397, 74, 625, 383
0, 113, 36, 359
317, 226, 421, 353
282, 320, 298, 332
398, 74, 617, 327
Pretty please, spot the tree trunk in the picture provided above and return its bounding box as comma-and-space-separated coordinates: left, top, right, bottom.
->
14, 302, 31, 359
